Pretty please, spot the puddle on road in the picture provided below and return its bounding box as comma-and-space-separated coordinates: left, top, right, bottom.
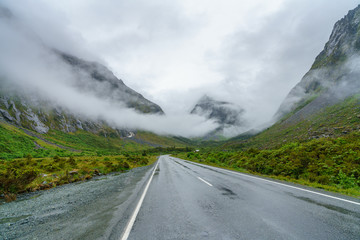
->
184, 161, 227, 176
219, 187, 238, 200
0, 214, 32, 224
173, 160, 199, 174
154, 167, 160, 175
294, 195, 360, 218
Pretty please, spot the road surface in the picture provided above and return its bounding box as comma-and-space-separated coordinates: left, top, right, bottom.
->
125, 155, 360, 240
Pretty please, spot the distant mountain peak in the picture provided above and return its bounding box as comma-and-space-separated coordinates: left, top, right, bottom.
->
311, 4, 360, 70
190, 95, 247, 138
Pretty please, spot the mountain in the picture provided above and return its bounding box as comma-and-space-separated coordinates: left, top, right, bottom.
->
58, 52, 164, 115
0, 5, 163, 134
275, 5, 360, 122
190, 95, 246, 138
0, 82, 187, 159
227, 5, 360, 149
0, 50, 163, 134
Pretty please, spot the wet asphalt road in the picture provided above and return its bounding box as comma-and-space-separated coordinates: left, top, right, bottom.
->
127, 155, 360, 240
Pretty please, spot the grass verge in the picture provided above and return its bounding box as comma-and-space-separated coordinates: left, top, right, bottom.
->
0, 154, 157, 202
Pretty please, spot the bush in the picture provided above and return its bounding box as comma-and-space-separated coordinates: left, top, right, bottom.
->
0, 166, 39, 194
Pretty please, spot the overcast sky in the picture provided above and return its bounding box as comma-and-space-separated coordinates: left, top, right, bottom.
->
1, 0, 359, 136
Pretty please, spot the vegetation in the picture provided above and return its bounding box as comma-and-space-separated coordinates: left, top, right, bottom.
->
226, 94, 360, 150
0, 154, 157, 202
175, 132, 360, 197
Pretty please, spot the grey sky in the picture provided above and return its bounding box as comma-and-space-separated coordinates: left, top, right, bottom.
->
1, 0, 359, 136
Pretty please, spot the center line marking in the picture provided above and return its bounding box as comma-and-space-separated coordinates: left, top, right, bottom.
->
197, 176, 213, 187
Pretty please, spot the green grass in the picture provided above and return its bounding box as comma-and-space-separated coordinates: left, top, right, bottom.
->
0, 122, 42, 159
0, 120, 193, 160
226, 94, 360, 150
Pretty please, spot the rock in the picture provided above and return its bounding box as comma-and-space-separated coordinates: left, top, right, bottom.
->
0, 96, 10, 109
24, 108, 49, 134
69, 170, 78, 176
0, 109, 14, 122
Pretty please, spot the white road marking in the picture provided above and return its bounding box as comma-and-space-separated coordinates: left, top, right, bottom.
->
197, 176, 213, 187
120, 160, 160, 240
183, 160, 360, 206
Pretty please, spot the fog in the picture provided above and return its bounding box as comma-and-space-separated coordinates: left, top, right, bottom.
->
0, 0, 359, 137
0, 7, 217, 137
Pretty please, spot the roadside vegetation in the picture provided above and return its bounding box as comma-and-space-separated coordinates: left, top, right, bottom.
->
0, 154, 158, 202
175, 132, 360, 197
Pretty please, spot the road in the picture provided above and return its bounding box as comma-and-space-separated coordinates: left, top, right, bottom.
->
125, 155, 360, 240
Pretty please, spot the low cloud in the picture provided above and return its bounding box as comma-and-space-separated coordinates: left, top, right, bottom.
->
0, 7, 218, 137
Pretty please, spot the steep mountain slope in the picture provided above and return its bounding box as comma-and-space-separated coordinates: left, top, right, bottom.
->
58, 52, 164, 115
0, 49, 163, 134
190, 95, 246, 138
0, 5, 167, 145
228, 5, 360, 149
275, 5, 360, 122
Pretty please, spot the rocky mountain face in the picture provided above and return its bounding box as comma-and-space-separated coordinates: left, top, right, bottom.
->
0, 51, 164, 136
190, 95, 246, 138
58, 52, 164, 115
275, 4, 360, 124
0, 5, 163, 137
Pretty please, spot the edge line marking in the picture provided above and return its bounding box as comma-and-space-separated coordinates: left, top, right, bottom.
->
120, 160, 160, 240
183, 160, 360, 206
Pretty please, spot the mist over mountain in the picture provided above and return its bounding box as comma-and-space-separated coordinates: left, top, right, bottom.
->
190, 95, 247, 138
227, 4, 360, 149
58, 52, 164, 115
275, 5, 360, 124
0, 5, 218, 138
0, 50, 164, 136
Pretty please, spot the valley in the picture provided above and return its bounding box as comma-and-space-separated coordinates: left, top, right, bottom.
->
1, 2, 360, 240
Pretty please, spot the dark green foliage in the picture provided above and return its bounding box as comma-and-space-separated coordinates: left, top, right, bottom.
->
179, 134, 360, 191
0, 164, 39, 193
0, 154, 156, 198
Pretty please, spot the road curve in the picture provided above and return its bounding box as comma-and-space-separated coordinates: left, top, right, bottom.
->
126, 155, 360, 240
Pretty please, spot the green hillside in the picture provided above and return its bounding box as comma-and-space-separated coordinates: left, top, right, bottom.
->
226, 94, 360, 150
0, 121, 189, 160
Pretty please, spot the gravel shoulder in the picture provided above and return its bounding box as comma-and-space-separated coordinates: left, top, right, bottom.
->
0, 163, 155, 240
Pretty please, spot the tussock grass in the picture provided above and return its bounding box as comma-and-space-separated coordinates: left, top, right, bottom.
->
0, 154, 157, 201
